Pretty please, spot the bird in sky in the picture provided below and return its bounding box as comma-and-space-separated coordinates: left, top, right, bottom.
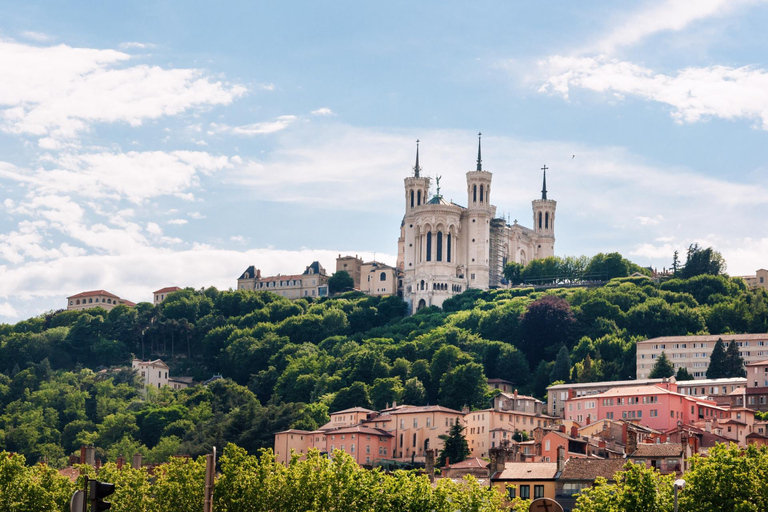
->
572, 155, 575, 159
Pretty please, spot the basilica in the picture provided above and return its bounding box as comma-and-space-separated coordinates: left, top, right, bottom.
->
396, 135, 556, 313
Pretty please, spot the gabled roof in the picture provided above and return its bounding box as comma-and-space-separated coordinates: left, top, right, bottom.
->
330, 425, 393, 437
121, 300, 136, 307
303, 261, 327, 276
154, 286, 182, 294
559, 458, 626, 481
498, 391, 543, 403
331, 407, 376, 415
275, 429, 312, 435
384, 405, 463, 415
133, 359, 169, 369
494, 462, 558, 481
631, 443, 683, 458
238, 265, 257, 280
68, 290, 120, 299
445, 457, 488, 470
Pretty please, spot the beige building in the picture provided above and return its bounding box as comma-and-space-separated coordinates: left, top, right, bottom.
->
336, 255, 363, 290
153, 286, 182, 305
546, 378, 668, 418
739, 269, 768, 290
396, 137, 556, 313
132, 359, 170, 389
361, 261, 399, 297
67, 290, 135, 312
636, 334, 768, 379
237, 261, 329, 299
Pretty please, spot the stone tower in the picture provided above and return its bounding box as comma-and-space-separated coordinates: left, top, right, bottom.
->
465, 133, 494, 290
531, 165, 556, 259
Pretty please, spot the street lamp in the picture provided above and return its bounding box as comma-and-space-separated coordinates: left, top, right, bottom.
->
673, 478, 686, 512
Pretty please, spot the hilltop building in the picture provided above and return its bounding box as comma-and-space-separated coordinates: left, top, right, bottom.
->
739, 268, 768, 290
336, 255, 401, 297
396, 135, 556, 313
636, 333, 768, 379
153, 286, 182, 305
67, 290, 135, 312
237, 261, 329, 299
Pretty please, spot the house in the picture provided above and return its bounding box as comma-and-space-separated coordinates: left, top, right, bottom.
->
153, 286, 182, 305
555, 458, 626, 512
361, 260, 399, 297
132, 359, 170, 389
441, 457, 489, 479
237, 261, 329, 299
628, 442, 689, 474
491, 462, 559, 502
67, 290, 134, 312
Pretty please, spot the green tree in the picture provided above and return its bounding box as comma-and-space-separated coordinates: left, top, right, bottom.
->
550, 345, 571, 383
681, 243, 727, 279
436, 422, 470, 468
724, 339, 747, 378
649, 351, 675, 378
676, 366, 695, 381
330, 382, 372, 412
369, 377, 404, 410
707, 338, 728, 379
503, 262, 524, 285
520, 295, 576, 364
328, 271, 355, 294
402, 377, 427, 405
438, 362, 488, 410
574, 461, 673, 512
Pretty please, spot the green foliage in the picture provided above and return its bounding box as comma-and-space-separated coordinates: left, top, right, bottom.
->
649, 351, 675, 378
707, 338, 728, 379
437, 422, 470, 468
681, 243, 726, 279
676, 366, 695, 381
328, 270, 355, 294
574, 461, 673, 512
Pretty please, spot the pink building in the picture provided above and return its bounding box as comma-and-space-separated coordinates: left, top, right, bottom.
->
563, 384, 728, 432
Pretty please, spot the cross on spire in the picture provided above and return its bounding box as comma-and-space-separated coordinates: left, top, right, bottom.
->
476, 132, 482, 171
413, 139, 421, 177
541, 164, 548, 200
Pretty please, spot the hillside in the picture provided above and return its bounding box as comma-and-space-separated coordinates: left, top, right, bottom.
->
1, 273, 766, 466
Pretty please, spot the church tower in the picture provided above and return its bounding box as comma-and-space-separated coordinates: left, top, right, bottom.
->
404, 140, 430, 212
465, 133, 494, 289
531, 165, 556, 259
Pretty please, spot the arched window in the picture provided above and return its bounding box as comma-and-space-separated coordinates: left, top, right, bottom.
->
447, 233, 452, 262
480, 184, 484, 203
473, 184, 477, 202
380, 271, 386, 281
410, 190, 414, 208
436, 231, 443, 261
420, 280, 425, 290
426, 231, 432, 261
538, 212, 542, 229
545, 212, 549, 229
417, 190, 421, 205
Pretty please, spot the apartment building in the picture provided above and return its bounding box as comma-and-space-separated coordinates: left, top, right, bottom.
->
636, 334, 768, 379
546, 378, 667, 417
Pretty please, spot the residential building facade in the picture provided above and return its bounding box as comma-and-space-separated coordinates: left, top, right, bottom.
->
132, 359, 170, 389
237, 261, 329, 299
153, 286, 182, 305
67, 290, 135, 311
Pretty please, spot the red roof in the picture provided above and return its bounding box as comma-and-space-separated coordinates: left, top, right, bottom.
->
445, 457, 489, 469
67, 290, 120, 299
121, 300, 136, 307
154, 286, 182, 294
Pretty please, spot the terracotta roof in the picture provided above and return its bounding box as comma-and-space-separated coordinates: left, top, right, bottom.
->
330, 425, 393, 437
154, 286, 182, 294
494, 462, 558, 481
747, 359, 768, 367
445, 457, 489, 470
331, 407, 375, 414
68, 290, 120, 299
638, 333, 768, 345
498, 391, 543, 403
58, 467, 80, 483
631, 443, 683, 458
121, 300, 136, 307
275, 429, 312, 435
559, 458, 625, 481
385, 405, 463, 415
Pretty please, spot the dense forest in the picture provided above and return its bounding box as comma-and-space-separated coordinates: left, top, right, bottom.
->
1, 250, 767, 467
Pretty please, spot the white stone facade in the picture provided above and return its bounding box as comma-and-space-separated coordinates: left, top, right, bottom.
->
132, 359, 170, 389
397, 138, 556, 313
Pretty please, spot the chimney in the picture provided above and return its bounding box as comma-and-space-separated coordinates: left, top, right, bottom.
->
85, 445, 96, 466
392, 400, 397, 408
705, 420, 712, 432
598, 440, 606, 449
132, 453, 143, 470
425, 449, 436, 482
80, 445, 86, 465
559, 424, 566, 433
462, 405, 470, 414
586, 416, 591, 425
445, 457, 450, 467
622, 422, 629, 445
116, 456, 125, 469
557, 445, 565, 472
570, 425, 579, 438
626, 429, 638, 455
514, 389, 518, 400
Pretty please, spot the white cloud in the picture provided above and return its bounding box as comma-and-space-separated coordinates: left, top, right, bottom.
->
311, 107, 335, 116
592, 0, 763, 54
212, 115, 298, 136
230, 235, 245, 243
637, 215, 664, 226
0, 302, 17, 318
146, 222, 163, 235
118, 42, 156, 50
0, 39, 246, 143
168, 219, 188, 225
20, 31, 53, 42
0, 150, 232, 203
539, 55, 768, 129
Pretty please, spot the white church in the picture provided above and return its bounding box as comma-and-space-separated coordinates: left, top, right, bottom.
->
396, 134, 556, 313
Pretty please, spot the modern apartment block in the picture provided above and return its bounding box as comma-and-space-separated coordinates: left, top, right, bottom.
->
636, 334, 768, 379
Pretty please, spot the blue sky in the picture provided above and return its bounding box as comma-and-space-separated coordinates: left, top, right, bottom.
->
2, 0, 768, 321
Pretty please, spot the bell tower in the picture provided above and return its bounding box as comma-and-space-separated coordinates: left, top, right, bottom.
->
465, 133, 494, 289
532, 165, 556, 259
404, 140, 430, 212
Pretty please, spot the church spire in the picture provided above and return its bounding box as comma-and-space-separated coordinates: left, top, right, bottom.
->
541, 165, 548, 199
476, 132, 482, 171
413, 139, 421, 177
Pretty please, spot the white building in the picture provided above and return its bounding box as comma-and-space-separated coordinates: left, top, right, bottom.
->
636, 334, 768, 379
237, 261, 329, 299
133, 359, 170, 389
67, 290, 135, 312
397, 136, 556, 313
153, 286, 182, 305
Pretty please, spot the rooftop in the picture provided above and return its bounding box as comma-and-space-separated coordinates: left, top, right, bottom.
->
638, 333, 768, 345
494, 462, 558, 481
154, 286, 182, 294
559, 458, 626, 481
548, 378, 668, 391
444, 457, 489, 470
67, 289, 120, 299
631, 443, 684, 458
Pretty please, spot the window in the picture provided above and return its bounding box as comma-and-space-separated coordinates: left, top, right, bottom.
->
413, 419, 418, 428
426, 231, 432, 261
380, 271, 387, 281
520, 485, 530, 500
545, 440, 550, 451
507, 487, 516, 500
436, 231, 443, 261
447, 234, 452, 262
534, 485, 544, 499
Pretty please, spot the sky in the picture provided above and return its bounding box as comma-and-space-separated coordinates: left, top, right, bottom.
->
2, 0, 768, 322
